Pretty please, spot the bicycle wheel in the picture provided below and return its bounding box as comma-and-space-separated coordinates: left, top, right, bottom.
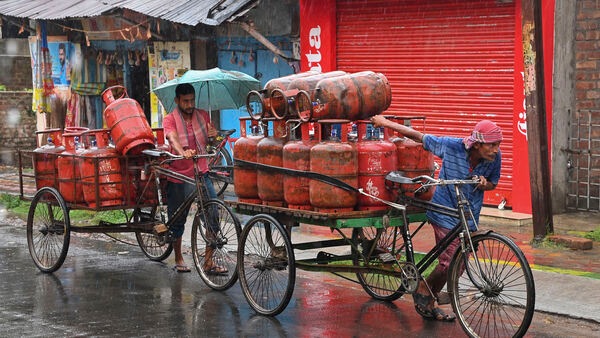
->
238, 214, 295, 316
133, 206, 173, 261
351, 226, 412, 301
27, 187, 70, 273
191, 199, 241, 291
208, 146, 233, 197
448, 232, 535, 338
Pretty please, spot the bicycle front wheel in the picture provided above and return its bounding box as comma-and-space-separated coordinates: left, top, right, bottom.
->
208, 147, 233, 197
448, 232, 535, 338
191, 199, 241, 291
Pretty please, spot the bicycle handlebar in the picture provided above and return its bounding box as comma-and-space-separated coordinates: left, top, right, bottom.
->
410, 175, 481, 187
141, 149, 216, 160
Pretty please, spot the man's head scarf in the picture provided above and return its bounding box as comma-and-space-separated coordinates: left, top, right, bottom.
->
463, 120, 503, 149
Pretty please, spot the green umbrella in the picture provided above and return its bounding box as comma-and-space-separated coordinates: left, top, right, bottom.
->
153, 67, 260, 113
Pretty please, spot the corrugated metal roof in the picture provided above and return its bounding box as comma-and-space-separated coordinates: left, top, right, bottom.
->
0, 0, 255, 26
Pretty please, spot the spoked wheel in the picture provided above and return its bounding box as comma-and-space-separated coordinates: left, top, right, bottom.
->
448, 232, 535, 338
207, 146, 233, 197
238, 214, 295, 316
351, 226, 413, 301
133, 206, 173, 261
191, 199, 241, 291
27, 187, 70, 273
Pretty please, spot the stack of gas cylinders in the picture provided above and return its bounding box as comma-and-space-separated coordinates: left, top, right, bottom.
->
234, 70, 435, 212
31, 85, 161, 208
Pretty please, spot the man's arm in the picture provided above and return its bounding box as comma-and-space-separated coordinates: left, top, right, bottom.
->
371, 115, 424, 143
166, 130, 195, 158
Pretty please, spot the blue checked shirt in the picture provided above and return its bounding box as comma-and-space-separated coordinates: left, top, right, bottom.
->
422, 135, 502, 231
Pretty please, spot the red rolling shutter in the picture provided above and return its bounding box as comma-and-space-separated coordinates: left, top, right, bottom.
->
336, 0, 516, 206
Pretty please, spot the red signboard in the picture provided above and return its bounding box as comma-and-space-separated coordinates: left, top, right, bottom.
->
299, 0, 336, 73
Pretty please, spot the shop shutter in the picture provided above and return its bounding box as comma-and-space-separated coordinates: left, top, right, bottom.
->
336, 0, 516, 206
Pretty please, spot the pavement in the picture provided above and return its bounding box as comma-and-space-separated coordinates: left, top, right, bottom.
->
1, 165, 600, 325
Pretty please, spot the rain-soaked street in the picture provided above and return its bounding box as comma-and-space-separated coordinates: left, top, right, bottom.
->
0, 218, 598, 337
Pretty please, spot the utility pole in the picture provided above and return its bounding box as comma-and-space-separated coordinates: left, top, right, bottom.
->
521, 0, 554, 240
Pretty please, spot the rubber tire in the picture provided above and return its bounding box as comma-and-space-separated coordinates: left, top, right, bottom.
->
448, 232, 535, 338
238, 214, 295, 316
27, 187, 70, 273
207, 147, 233, 197
191, 199, 241, 291
351, 226, 408, 301
133, 206, 173, 261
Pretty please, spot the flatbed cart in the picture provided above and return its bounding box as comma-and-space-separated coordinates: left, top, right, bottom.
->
228, 199, 427, 316
228, 167, 536, 338
17, 148, 241, 291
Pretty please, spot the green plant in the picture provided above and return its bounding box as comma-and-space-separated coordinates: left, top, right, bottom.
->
584, 228, 600, 242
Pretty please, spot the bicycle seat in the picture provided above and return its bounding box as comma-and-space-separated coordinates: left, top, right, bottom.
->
385, 171, 414, 184
218, 129, 236, 137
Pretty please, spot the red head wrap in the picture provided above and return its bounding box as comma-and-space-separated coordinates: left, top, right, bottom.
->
463, 120, 503, 149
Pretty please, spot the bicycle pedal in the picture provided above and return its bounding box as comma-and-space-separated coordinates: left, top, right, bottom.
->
316, 251, 336, 264
378, 252, 396, 263
153, 223, 168, 235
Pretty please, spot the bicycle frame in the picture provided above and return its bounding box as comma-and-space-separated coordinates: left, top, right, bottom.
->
386, 179, 492, 292
139, 151, 214, 235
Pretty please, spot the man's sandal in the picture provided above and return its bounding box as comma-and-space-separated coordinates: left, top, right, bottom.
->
413, 292, 456, 322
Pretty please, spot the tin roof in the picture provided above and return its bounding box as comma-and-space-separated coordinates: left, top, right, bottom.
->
0, 0, 255, 26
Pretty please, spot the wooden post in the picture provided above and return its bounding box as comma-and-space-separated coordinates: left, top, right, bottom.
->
521, 0, 554, 240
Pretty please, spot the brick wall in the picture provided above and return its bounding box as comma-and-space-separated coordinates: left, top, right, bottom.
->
0, 39, 36, 166
575, 0, 600, 111
0, 92, 36, 165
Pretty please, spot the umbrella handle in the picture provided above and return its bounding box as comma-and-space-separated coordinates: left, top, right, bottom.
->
102, 85, 128, 104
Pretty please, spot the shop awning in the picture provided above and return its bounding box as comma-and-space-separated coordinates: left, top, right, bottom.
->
0, 0, 256, 26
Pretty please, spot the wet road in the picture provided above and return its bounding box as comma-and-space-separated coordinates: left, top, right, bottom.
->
0, 219, 598, 337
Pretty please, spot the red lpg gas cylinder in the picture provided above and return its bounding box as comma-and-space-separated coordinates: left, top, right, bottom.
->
393, 136, 436, 201
257, 120, 288, 206
312, 71, 392, 121
80, 129, 123, 208
57, 132, 85, 204
283, 121, 319, 210
102, 85, 154, 155
309, 120, 358, 212
286, 71, 347, 121
356, 123, 397, 211
246, 71, 320, 120
233, 117, 264, 204
33, 129, 64, 190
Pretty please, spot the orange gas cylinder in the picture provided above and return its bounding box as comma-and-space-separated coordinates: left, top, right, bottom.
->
257, 120, 288, 207
309, 120, 358, 212
80, 129, 123, 208
312, 71, 392, 121
57, 132, 85, 204
233, 117, 264, 204
393, 136, 436, 201
285, 71, 347, 121
33, 129, 64, 190
283, 121, 319, 210
102, 85, 154, 155
356, 123, 397, 211
246, 71, 320, 120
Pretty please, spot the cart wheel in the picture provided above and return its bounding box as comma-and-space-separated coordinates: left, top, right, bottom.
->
133, 206, 173, 261
238, 214, 295, 315
207, 146, 233, 197
27, 187, 70, 273
191, 199, 241, 291
351, 226, 409, 301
